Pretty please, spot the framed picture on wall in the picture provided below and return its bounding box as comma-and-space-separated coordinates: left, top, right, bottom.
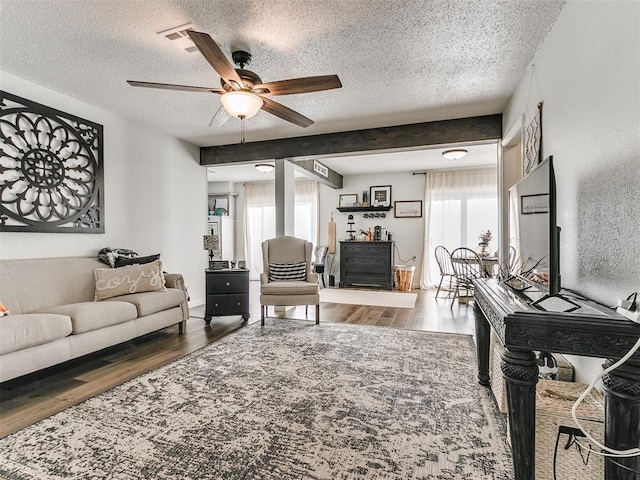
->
394, 200, 423, 218
339, 194, 358, 207
370, 185, 392, 207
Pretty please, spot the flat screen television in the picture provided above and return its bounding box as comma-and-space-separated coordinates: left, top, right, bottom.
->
507, 156, 561, 296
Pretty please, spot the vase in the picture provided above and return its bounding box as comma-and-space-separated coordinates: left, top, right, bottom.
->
476, 242, 491, 257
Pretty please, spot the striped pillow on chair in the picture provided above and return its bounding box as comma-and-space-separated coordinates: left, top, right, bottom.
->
269, 262, 307, 282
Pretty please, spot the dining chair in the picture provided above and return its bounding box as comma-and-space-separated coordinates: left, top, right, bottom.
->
312, 245, 329, 288
450, 247, 486, 307
434, 245, 456, 298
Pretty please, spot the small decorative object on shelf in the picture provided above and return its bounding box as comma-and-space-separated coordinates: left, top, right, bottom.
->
476, 229, 493, 257
346, 214, 355, 240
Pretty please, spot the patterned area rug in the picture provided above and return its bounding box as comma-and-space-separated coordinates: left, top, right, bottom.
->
0, 321, 513, 479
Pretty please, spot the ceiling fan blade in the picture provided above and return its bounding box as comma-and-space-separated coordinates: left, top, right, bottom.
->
255, 75, 342, 96
127, 80, 224, 94
208, 105, 231, 128
186, 30, 243, 87
261, 97, 314, 128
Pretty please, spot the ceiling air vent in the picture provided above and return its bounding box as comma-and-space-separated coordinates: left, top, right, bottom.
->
157, 23, 196, 53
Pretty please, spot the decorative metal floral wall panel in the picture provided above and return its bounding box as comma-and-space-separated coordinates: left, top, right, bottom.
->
0, 91, 104, 233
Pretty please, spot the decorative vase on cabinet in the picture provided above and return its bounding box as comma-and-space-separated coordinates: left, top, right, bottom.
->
476, 229, 493, 257
475, 242, 492, 257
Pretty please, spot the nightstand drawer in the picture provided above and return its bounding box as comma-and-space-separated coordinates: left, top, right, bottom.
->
227, 294, 249, 313
206, 272, 249, 294
206, 295, 228, 315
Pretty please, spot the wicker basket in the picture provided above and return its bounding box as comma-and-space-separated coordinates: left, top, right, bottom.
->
490, 332, 574, 413
533, 379, 604, 480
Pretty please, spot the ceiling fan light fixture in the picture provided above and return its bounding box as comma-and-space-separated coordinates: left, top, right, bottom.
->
255, 163, 274, 173
442, 149, 468, 160
220, 91, 263, 119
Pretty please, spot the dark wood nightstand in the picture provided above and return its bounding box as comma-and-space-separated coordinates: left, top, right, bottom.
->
204, 268, 250, 324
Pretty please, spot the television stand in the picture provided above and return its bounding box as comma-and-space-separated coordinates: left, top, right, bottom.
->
473, 278, 640, 480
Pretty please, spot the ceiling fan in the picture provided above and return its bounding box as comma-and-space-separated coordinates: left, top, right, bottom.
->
127, 30, 342, 128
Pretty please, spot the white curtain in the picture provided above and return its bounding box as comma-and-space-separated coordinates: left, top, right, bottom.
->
420, 168, 498, 288
244, 180, 318, 280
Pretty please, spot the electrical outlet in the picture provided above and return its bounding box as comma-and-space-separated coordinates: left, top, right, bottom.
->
617, 298, 635, 310
617, 306, 640, 323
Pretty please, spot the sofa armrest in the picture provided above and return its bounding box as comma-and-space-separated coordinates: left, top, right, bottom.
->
306, 272, 319, 283
260, 273, 269, 284
165, 273, 187, 296
164, 273, 189, 324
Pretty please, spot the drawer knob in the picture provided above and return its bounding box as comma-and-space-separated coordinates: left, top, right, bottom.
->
225, 281, 231, 287
214, 303, 219, 307
236, 301, 241, 306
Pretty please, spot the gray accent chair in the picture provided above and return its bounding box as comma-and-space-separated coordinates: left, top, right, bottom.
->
260, 236, 320, 326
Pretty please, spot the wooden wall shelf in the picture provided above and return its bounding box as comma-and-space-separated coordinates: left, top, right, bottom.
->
336, 206, 392, 213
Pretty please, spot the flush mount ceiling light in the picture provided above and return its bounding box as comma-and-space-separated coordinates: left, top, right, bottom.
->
442, 149, 468, 160
255, 163, 274, 173
220, 91, 264, 119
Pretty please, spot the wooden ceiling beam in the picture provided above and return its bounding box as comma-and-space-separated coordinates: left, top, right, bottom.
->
200, 114, 502, 166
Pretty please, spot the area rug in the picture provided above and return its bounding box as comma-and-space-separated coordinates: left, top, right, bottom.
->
0, 321, 513, 480
320, 288, 417, 309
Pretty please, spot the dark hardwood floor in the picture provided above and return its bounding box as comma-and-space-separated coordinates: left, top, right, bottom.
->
0, 283, 474, 438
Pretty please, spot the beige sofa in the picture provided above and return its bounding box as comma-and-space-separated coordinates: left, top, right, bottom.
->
0, 256, 189, 383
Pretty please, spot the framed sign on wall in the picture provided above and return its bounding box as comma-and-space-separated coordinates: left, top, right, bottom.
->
394, 200, 423, 218
370, 185, 391, 207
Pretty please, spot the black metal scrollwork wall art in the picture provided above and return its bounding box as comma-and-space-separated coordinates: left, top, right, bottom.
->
0, 91, 104, 233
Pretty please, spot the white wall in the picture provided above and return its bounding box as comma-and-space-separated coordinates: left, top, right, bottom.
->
502, 1, 640, 383
0, 72, 209, 306
319, 172, 426, 285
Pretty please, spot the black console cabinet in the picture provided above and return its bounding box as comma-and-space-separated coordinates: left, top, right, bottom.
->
339, 241, 394, 290
205, 268, 250, 324
473, 278, 640, 480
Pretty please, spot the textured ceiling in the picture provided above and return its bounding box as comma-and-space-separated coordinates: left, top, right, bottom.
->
0, 0, 565, 149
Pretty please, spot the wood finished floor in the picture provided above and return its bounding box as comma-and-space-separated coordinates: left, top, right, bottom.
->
0, 283, 475, 438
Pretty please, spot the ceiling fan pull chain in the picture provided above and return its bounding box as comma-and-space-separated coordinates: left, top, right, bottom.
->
240, 115, 246, 145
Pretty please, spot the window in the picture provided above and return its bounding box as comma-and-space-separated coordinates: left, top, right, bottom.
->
244, 180, 318, 279
421, 168, 498, 287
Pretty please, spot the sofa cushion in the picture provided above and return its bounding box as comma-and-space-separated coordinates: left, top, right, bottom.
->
0, 257, 106, 314
0, 313, 72, 355
261, 281, 319, 295
94, 260, 166, 301
41, 302, 138, 334
105, 289, 185, 317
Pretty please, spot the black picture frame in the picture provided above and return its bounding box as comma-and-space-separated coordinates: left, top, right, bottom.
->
370, 185, 392, 207
394, 200, 423, 218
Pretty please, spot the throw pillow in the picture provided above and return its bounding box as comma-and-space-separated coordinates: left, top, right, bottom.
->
269, 261, 306, 282
97, 247, 139, 268
0, 301, 9, 317
94, 260, 166, 301
114, 253, 161, 268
